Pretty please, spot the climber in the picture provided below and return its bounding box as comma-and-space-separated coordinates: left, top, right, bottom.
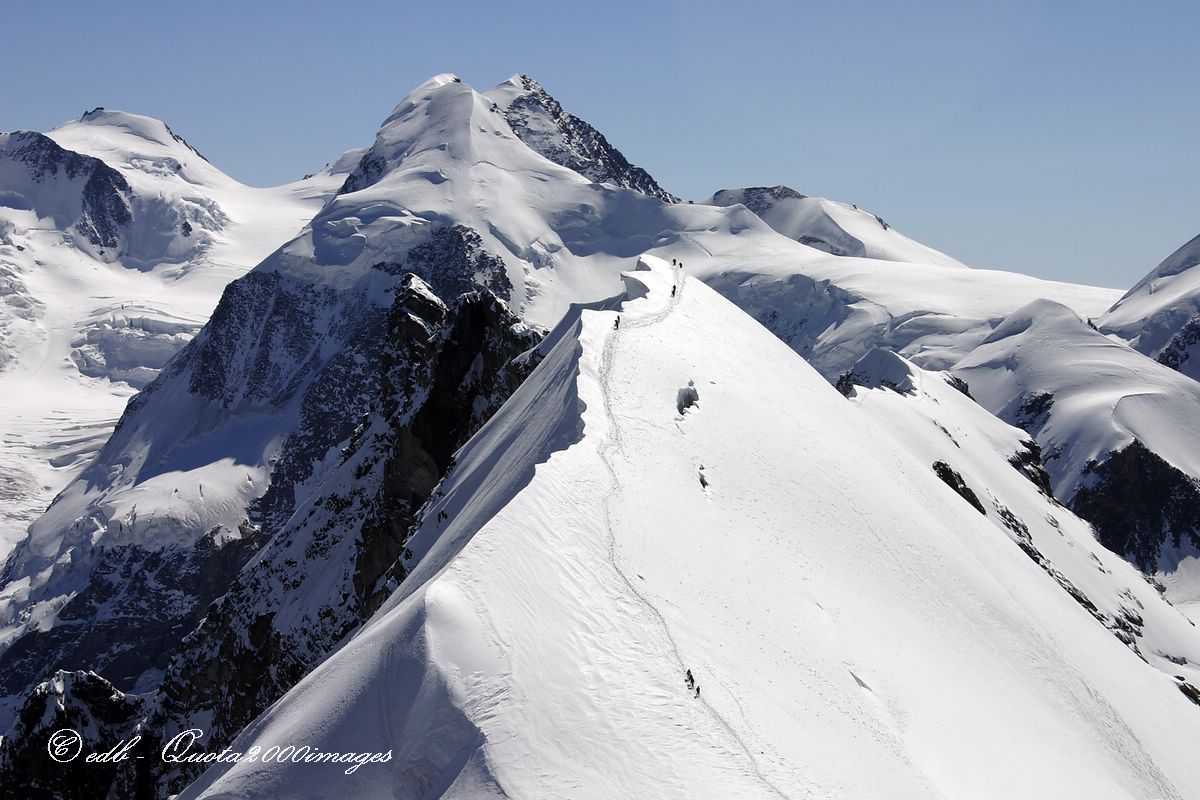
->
671, 285, 677, 297
672, 258, 677, 266
695, 684, 701, 698
614, 316, 620, 330
685, 669, 694, 688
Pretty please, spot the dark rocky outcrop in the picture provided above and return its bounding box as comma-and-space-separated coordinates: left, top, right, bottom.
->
135, 277, 539, 798
1157, 312, 1200, 378
932, 461, 986, 514
0, 671, 149, 800
0, 131, 132, 253
943, 374, 973, 399
500, 75, 678, 203
1071, 440, 1200, 573
1008, 439, 1055, 499
0, 526, 265, 703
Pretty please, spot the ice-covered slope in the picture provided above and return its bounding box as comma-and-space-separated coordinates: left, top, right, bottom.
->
0, 110, 349, 557
708, 185, 967, 268
1100, 233, 1200, 382
182, 259, 1200, 800
952, 300, 1200, 620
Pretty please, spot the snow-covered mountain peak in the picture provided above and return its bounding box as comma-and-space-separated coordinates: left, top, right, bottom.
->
50, 108, 226, 190
1143, 232, 1200, 283
0, 129, 132, 260
340, 73, 495, 196
74, 107, 206, 158
981, 296, 1082, 342
483, 73, 678, 202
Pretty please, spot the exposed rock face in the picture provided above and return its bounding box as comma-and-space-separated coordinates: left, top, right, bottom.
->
1007, 439, 1055, 498
0, 670, 147, 800
136, 276, 539, 798
1157, 312, 1200, 379
1071, 440, 1200, 573
0, 131, 133, 255
0, 220, 541, 799
496, 75, 678, 203
718, 185, 807, 213
337, 149, 386, 196
932, 460, 986, 514
0, 526, 266, 702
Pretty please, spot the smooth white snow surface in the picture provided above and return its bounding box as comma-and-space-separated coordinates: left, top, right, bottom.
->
707, 186, 968, 269
181, 258, 1200, 800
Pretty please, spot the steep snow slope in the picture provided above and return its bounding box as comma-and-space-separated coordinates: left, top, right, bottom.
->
0, 110, 350, 558
708, 185, 967, 268
842, 347, 1200, 655
181, 259, 1200, 800
1101, 233, 1200, 382
953, 300, 1200, 620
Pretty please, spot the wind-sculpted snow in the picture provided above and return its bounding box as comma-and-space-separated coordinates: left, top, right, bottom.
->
708, 185, 966, 268
181, 259, 1200, 800
1102, 232, 1200, 382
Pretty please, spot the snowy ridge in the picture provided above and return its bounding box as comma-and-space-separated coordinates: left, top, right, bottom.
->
1101, 232, 1200, 381
955, 300, 1200, 499
696, 243, 1119, 377
708, 185, 967, 268
181, 258, 1200, 800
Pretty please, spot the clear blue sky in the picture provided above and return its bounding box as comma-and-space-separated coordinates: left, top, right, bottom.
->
4, 0, 1196, 288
